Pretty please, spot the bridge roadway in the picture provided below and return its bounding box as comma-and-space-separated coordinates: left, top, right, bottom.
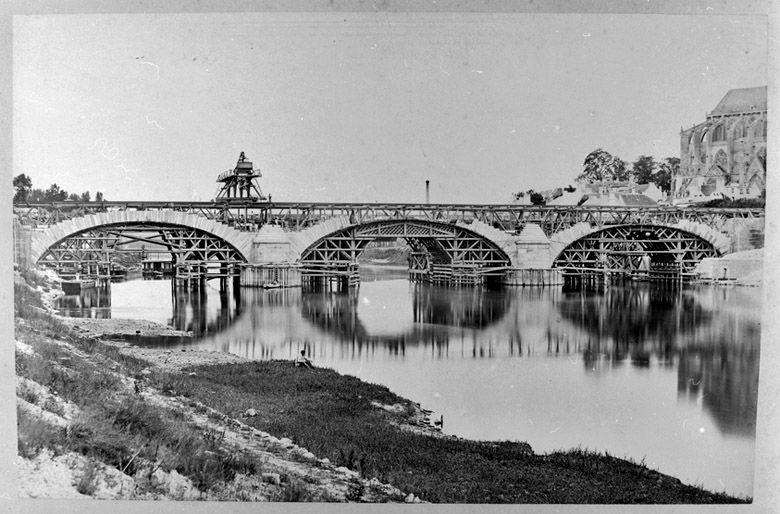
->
13, 201, 764, 235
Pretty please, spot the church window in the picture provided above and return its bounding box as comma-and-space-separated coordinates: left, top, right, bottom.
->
753, 119, 766, 138
736, 121, 749, 139
712, 124, 726, 142
713, 149, 728, 173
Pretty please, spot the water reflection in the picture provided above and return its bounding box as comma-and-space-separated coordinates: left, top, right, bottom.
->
188, 281, 760, 442
53, 272, 761, 496
57, 283, 112, 318
302, 284, 512, 336
58, 278, 760, 440
170, 286, 241, 336
677, 346, 759, 437
56, 277, 241, 336
553, 284, 760, 437
558, 285, 707, 362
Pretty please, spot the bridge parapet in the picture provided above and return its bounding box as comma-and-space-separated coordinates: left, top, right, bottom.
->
13, 202, 764, 236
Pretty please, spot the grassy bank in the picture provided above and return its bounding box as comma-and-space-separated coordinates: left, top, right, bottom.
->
148, 361, 747, 504
15, 271, 406, 501
16, 310, 264, 498
14, 269, 748, 503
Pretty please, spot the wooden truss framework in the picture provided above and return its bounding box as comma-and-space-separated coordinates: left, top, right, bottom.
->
37, 222, 246, 280
13, 201, 764, 237
300, 220, 512, 272
552, 224, 720, 275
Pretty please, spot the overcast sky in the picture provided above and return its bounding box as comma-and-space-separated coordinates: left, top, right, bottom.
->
13, 10, 766, 203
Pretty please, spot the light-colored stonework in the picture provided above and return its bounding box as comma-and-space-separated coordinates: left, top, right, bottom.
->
674, 86, 767, 204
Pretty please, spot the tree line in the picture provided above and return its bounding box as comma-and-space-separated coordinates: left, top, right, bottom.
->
515, 149, 679, 205
12, 174, 104, 204
577, 148, 677, 192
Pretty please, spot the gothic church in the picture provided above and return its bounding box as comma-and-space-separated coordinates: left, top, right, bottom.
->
673, 86, 766, 204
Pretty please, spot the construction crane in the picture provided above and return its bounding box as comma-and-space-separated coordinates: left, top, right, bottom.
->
214, 152, 268, 202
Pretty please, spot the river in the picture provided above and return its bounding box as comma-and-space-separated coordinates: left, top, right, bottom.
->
57, 267, 761, 498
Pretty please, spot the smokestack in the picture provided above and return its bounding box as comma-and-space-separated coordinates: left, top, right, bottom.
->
425, 180, 430, 204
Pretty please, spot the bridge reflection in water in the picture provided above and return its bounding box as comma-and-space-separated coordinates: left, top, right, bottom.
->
57, 282, 113, 319
57, 274, 242, 335
167, 277, 758, 438
555, 285, 759, 437
57, 273, 759, 496
59, 274, 759, 440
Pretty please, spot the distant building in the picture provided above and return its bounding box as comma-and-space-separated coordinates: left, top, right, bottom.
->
141, 253, 173, 277
673, 86, 767, 204
548, 177, 662, 207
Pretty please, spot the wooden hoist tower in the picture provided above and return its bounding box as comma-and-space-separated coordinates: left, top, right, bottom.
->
214, 152, 268, 201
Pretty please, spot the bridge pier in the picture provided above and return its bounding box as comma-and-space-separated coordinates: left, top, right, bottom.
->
300, 263, 360, 291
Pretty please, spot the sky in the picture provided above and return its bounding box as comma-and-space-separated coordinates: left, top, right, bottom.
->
13, 10, 767, 204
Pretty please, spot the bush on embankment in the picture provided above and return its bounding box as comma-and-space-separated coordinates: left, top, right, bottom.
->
149, 361, 748, 504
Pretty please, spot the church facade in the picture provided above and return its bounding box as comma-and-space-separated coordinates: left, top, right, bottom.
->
673, 86, 767, 205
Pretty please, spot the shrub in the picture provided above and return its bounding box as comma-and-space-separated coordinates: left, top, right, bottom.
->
278, 479, 317, 502
103, 398, 168, 440
17, 406, 67, 458
67, 416, 138, 474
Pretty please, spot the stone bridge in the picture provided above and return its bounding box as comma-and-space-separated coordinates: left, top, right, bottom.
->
12, 201, 765, 284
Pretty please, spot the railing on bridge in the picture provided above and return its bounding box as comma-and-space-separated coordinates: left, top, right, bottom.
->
12, 201, 765, 236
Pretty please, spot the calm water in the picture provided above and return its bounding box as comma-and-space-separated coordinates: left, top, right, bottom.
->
58, 268, 761, 497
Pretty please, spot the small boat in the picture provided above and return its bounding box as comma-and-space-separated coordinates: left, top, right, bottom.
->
263, 281, 282, 289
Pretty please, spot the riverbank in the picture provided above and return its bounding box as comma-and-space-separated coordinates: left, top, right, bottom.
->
695, 248, 763, 286
13, 268, 748, 503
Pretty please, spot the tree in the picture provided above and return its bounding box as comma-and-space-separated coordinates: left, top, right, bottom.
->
95, 191, 104, 202
578, 148, 629, 182
529, 191, 545, 205
511, 189, 546, 205
80, 191, 91, 202
28, 189, 44, 202
12, 174, 32, 203
631, 155, 657, 184
44, 183, 68, 202
654, 157, 678, 193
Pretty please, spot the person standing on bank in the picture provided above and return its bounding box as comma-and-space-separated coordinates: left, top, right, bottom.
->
295, 350, 314, 368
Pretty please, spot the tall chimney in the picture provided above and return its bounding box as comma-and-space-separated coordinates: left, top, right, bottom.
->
425, 180, 430, 204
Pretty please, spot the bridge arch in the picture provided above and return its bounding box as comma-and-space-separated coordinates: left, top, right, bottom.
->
30, 210, 255, 274
295, 218, 512, 274
550, 222, 725, 274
